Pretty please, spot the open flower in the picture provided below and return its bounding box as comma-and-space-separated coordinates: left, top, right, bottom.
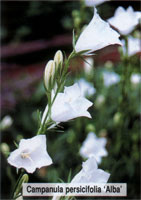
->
77, 78, 96, 97
50, 83, 93, 122
122, 36, 141, 56
7, 135, 53, 173
103, 71, 120, 87
71, 156, 110, 183
108, 6, 141, 35
85, 0, 108, 7
75, 7, 121, 55
80, 132, 108, 164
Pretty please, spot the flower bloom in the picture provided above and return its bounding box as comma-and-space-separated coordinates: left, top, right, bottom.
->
108, 6, 141, 35
103, 71, 120, 87
85, 0, 108, 7
77, 78, 96, 97
71, 156, 110, 183
130, 74, 141, 84
50, 83, 93, 122
122, 36, 141, 56
7, 135, 53, 173
80, 132, 108, 164
75, 7, 121, 55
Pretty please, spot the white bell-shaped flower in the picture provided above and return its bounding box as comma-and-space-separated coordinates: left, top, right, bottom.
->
71, 156, 110, 183
85, 0, 108, 7
108, 6, 141, 35
75, 7, 121, 55
7, 135, 53, 173
80, 132, 108, 164
51, 83, 93, 122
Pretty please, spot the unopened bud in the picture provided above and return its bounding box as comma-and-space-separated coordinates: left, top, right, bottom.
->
0, 143, 10, 156
86, 124, 95, 133
44, 60, 55, 91
104, 61, 113, 70
54, 50, 63, 67
21, 174, 29, 183
95, 95, 105, 108
0, 115, 13, 131
113, 112, 122, 125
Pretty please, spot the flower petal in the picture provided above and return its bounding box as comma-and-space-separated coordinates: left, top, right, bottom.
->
71, 157, 110, 183
7, 135, 53, 173
64, 83, 81, 100
75, 7, 121, 55
108, 6, 141, 35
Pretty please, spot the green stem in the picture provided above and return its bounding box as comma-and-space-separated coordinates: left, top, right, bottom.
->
37, 50, 76, 135
11, 170, 24, 199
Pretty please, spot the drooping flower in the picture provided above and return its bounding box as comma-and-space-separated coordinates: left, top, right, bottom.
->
7, 135, 53, 173
71, 156, 110, 183
50, 83, 93, 122
85, 0, 108, 7
75, 7, 121, 55
80, 132, 108, 164
108, 6, 141, 35
130, 73, 141, 85
122, 36, 141, 56
103, 71, 120, 87
77, 78, 96, 97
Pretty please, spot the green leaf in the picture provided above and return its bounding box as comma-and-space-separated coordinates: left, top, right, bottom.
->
37, 109, 42, 127
67, 169, 72, 183
72, 29, 76, 49
13, 141, 18, 148
58, 178, 64, 183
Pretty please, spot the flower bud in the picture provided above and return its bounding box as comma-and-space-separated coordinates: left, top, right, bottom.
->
21, 174, 29, 183
113, 112, 122, 125
0, 115, 13, 131
44, 60, 55, 91
0, 143, 10, 156
54, 50, 63, 67
95, 95, 105, 108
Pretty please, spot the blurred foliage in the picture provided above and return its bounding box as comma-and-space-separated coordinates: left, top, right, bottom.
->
1, 1, 80, 44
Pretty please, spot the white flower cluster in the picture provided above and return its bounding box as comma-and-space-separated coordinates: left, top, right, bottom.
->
7, 4, 126, 186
